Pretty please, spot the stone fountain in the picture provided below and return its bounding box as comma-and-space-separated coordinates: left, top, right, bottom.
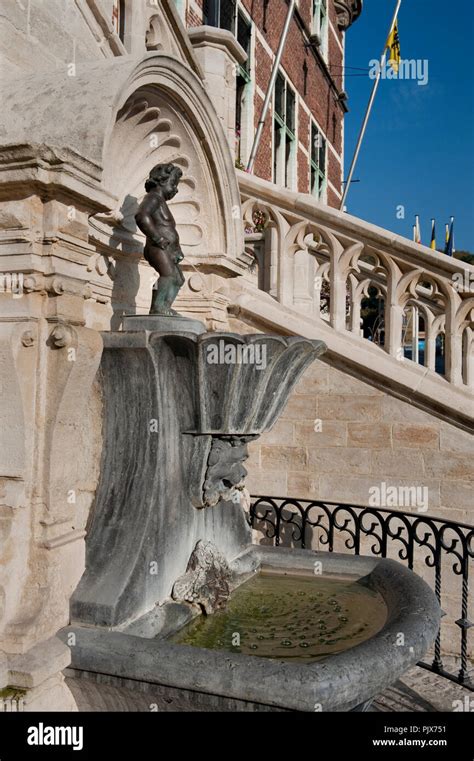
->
63, 165, 440, 712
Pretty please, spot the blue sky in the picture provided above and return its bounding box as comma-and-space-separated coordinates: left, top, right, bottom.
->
342, 0, 474, 251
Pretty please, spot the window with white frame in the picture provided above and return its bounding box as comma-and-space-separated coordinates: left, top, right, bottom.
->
310, 122, 327, 200
311, 0, 328, 60
273, 73, 296, 189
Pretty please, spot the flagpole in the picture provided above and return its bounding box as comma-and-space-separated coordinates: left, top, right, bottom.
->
340, 0, 402, 211
415, 214, 420, 244
246, 0, 296, 173
445, 216, 455, 256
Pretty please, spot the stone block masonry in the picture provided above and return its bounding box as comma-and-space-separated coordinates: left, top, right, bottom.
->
247, 361, 473, 525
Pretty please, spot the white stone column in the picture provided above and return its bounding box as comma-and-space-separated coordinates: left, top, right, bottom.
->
425, 315, 437, 372
464, 327, 474, 388
445, 299, 463, 385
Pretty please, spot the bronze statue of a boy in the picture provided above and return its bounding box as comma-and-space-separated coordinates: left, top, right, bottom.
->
135, 163, 185, 315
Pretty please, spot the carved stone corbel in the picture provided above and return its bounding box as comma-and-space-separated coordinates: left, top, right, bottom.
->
334, 0, 363, 30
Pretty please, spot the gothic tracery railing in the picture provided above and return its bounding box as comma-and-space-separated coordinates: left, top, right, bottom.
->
239, 172, 474, 391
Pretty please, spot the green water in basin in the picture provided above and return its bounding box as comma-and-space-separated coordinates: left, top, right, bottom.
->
171, 572, 387, 662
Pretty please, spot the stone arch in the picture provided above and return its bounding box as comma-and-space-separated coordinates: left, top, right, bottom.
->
95, 55, 242, 261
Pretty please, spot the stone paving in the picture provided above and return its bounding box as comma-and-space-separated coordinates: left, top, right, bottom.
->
372, 663, 473, 713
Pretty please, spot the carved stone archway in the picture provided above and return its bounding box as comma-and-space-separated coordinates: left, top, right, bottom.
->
95, 54, 242, 261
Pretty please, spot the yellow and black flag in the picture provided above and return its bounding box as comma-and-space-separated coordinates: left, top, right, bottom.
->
387, 20, 401, 72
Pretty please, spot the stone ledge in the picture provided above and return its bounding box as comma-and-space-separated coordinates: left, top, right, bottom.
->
188, 25, 248, 66
7, 636, 71, 690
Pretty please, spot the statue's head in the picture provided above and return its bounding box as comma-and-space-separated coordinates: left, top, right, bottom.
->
145, 163, 183, 200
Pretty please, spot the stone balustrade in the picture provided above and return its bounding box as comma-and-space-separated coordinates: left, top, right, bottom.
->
237, 171, 473, 429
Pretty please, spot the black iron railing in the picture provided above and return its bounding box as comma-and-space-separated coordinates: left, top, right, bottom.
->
249, 496, 474, 690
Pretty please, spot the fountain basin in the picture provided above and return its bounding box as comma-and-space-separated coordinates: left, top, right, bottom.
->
170, 569, 388, 662
63, 546, 440, 712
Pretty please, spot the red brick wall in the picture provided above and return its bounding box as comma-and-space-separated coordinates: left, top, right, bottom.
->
298, 0, 313, 29
185, 0, 346, 206
298, 105, 310, 148
186, 8, 203, 27
242, 0, 345, 204
327, 148, 341, 192
253, 35, 274, 181
298, 147, 310, 194
327, 185, 340, 208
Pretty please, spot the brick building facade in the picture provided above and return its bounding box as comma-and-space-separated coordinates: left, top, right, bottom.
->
183, 0, 362, 208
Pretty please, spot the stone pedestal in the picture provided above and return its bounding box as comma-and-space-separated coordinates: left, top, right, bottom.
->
123, 313, 206, 334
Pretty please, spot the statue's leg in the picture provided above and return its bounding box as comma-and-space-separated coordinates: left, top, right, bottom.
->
150, 267, 185, 315
145, 246, 183, 316
150, 275, 177, 315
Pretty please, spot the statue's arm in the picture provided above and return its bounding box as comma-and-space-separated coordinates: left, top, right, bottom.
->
135, 196, 168, 248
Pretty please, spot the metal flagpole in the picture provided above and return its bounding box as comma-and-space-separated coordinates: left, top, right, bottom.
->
246, 0, 296, 173
340, 0, 402, 211
415, 214, 421, 244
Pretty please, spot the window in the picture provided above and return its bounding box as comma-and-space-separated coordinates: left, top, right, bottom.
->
311, 0, 328, 60
273, 73, 296, 189
204, 1, 250, 70
204, 0, 236, 30
111, 1, 125, 43
237, 11, 251, 73
310, 122, 327, 200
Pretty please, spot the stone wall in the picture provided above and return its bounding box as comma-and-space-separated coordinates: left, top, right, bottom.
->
0, 0, 123, 77
245, 359, 474, 656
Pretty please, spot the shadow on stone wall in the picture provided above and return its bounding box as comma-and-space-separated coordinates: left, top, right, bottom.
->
108, 194, 142, 331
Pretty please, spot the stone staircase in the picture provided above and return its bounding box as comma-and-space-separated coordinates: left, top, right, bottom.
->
233, 171, 473, 432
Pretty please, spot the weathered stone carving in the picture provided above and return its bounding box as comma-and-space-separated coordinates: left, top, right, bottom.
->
21, 330, 35, 348
172, 540, 232, 614
239, 172, 474, 424
135, 163, 186, 315
202, 435, 257, 508
50, 324, 74, 349
334, 0, 363, 30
